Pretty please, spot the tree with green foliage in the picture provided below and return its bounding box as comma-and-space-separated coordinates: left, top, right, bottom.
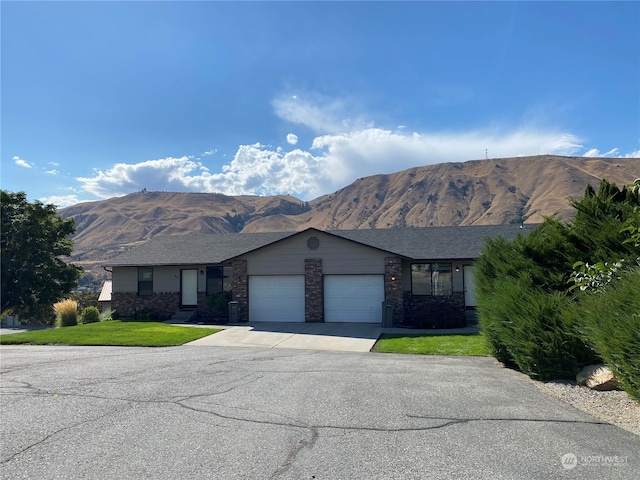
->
1, 191, 83, 323
475, 179, 639, 381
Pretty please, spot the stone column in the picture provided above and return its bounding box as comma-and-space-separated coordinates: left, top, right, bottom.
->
232, 259, 248, 322
384, 256, 403, 325
305, 258, 323, 323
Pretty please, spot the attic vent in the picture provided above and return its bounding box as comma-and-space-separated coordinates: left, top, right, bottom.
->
307, 236, 320, 250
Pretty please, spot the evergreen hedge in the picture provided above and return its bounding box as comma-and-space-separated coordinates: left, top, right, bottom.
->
569, 268, 640, 400
475, 179, 639, 389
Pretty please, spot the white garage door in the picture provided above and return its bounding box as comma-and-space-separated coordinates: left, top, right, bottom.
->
324, 275, 384, 323
249, 276, 305, 322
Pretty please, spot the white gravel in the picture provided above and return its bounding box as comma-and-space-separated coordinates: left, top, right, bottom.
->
534, 379, 640, 436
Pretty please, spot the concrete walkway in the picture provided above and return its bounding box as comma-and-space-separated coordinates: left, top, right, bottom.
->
184, 322, 481, 352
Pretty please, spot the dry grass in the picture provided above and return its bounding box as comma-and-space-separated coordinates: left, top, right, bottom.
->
53, 299, 78, 327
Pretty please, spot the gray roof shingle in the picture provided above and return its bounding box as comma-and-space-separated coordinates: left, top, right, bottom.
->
107, 224, 533, 267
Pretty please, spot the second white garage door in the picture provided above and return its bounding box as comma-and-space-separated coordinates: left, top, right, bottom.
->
249, 275, 305, 322
324, 275, 384, 323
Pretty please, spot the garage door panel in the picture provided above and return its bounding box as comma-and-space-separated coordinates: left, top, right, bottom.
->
249, 276, 305, 322
324, 275, 384, 323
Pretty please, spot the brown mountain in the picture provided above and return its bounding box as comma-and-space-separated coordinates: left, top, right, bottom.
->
59, 155, 640, 286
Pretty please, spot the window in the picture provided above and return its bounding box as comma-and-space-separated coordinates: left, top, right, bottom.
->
206, 266, 232, 295
411, 263, 452, 296
138, 268, 153, 296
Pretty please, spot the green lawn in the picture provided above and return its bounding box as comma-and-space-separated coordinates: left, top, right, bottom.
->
373, 332, 491, 356
0, 321, 220, 347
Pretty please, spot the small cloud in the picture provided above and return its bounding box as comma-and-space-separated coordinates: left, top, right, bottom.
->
49, 161, 60, 167
583, 147, 635, 158
13, 156, 33, 168
203, 149, 216, 156
583, 148, 601, 158
604, 148, 619, 156
46, 169, 59, 176
286, 133, 298, 145
272, 92, 350, 134
39, 195, 83, 208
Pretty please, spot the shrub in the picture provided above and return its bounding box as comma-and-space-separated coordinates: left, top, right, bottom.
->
571, 268, 640, 400
477, 274, 598, 380
80, 306, 101, 324
53, 299, 78, 328
128, 308, 159, 322
206, 291, 232, 317
100, 309, 115, 321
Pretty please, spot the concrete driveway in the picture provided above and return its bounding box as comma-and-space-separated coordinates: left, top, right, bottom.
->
186, 322, 383, 352
185, 322, 481, 352
1, 345, 638, 479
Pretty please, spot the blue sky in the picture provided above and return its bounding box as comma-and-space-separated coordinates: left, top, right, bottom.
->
2, 1, 639, 208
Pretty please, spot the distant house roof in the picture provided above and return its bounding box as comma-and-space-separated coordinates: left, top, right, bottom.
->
98, 280, 112, 302
107, 224, 533, 267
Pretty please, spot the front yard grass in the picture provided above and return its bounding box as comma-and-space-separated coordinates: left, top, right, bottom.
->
373, 332, 491, 356
0, 321, 219, 347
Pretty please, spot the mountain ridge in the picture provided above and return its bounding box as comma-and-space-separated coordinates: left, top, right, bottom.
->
58, 155, 640, 287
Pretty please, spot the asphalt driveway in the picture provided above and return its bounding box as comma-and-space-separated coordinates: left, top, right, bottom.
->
1, 345, 638, 479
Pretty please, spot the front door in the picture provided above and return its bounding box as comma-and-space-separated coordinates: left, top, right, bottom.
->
181, 269, 198, 307
463, 265, 477, 308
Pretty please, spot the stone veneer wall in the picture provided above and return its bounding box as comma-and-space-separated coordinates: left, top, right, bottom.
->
402, 292, 466, 329
384, 257, 403, 325
232, 259, 248, 322
305, 259, 323, 323
111, 292, 180, 320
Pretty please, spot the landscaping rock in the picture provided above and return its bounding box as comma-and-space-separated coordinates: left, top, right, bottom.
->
576, 364, 620, 391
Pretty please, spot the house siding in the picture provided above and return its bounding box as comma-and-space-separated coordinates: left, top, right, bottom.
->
112, 267, 138, 293
241, 231, 387, 276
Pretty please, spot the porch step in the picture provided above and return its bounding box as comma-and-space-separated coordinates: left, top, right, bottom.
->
169, 309, 197, 323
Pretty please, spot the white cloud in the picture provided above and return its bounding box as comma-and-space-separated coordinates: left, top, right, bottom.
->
77, 127, 586, 201
286, 133, 298, 145
272, 93, 368, 134
77, 157, 205, 198
39, 195, 83, 208
46, 169, 59, 175
13, 156, 32, 168
584, 148, 600, 157
582, 147, 638, 158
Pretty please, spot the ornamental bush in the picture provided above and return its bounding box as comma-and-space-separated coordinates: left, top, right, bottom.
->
569, 268, 640, 400
53, 299, 78, 328
80, 306, 101, 324
476, 272, 598, 380
476, 179, 640, 382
